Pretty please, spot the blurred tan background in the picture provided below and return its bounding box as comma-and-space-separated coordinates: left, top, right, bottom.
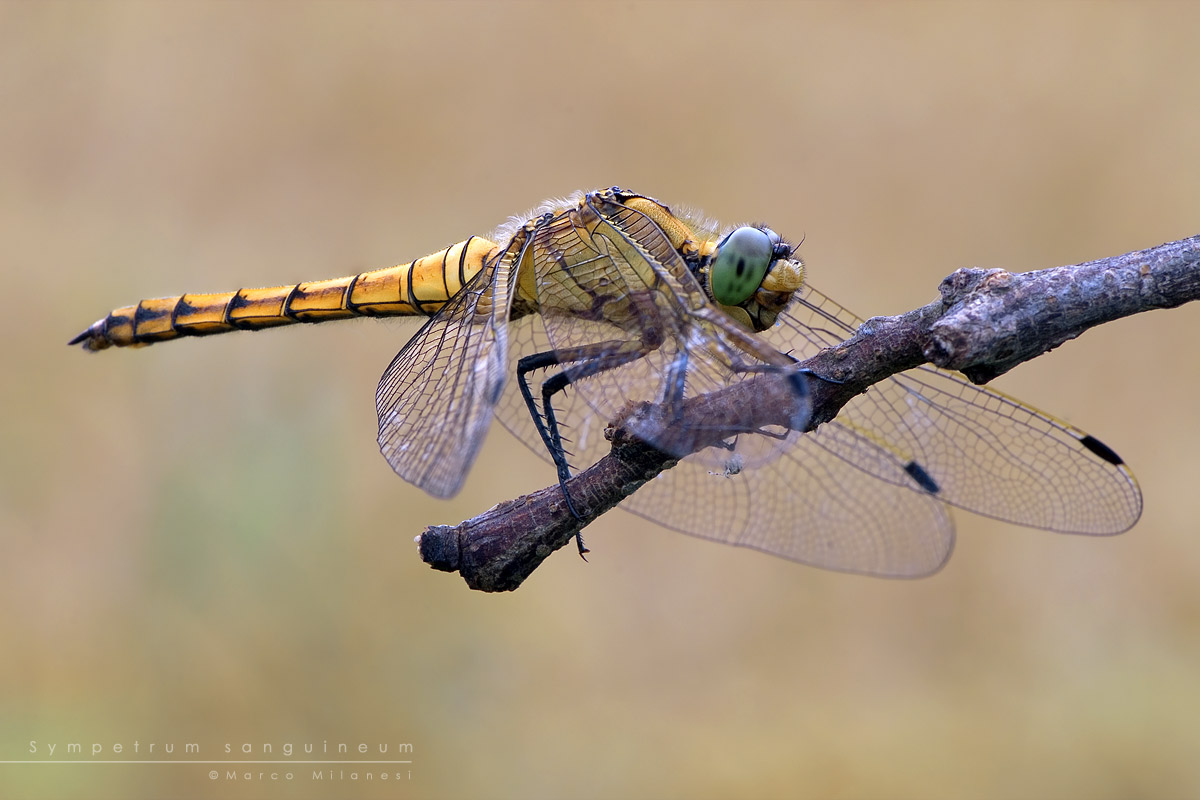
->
3, 2, 1200, 798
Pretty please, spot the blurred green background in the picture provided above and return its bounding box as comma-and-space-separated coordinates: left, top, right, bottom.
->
3, 2, 1200, 798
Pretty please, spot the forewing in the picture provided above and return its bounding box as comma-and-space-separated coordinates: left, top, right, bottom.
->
770, 285, 1143, 534
376, 249, 516, 498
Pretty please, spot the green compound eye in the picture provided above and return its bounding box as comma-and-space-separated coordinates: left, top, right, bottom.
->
710, 227, 774, 306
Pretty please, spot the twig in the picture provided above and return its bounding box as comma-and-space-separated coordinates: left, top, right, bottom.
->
419, 235, 1200, 592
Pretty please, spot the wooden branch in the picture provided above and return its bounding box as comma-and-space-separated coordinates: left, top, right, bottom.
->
418, 235, 1200, 592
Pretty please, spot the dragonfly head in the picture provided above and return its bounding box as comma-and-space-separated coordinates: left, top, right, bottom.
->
706, 226, 805, 332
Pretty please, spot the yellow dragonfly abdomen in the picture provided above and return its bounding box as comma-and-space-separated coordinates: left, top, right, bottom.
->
70, 236, 499, 351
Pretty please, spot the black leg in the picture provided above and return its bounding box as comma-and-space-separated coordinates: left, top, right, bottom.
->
516, 342, 652, 558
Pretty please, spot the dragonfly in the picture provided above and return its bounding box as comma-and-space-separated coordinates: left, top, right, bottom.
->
72, 187, 1142, 577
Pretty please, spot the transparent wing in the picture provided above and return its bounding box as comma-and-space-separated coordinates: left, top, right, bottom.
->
766, 284, 1143, 534
376, 246, 517, 498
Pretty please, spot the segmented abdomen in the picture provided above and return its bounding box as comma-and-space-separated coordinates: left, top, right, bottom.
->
70, 237, 497, 351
